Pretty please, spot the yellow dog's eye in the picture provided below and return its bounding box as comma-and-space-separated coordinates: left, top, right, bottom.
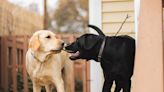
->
46, 35, 51, 39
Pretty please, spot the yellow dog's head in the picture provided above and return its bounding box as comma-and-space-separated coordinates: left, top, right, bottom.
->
29, 30, 64, 54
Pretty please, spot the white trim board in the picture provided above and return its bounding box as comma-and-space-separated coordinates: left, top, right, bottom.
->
89, 0, 104, 92
134, 0, 140, 42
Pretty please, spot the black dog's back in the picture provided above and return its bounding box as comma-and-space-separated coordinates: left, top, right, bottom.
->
102, 35, 135, 78
99, 35, 135, 92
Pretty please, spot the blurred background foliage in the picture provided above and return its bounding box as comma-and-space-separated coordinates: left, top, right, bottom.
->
8, 0, 88, 34
49, 0, 88, 34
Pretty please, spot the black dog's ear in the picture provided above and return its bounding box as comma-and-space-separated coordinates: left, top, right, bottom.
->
80, 34, 99, 50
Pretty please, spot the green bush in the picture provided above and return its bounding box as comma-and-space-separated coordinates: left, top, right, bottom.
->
75, 79, 83, 92
17, 71, 33, 92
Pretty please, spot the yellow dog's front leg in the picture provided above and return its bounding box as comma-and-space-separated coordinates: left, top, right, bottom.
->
33, 82, 42, 92
53, 76, 65, 92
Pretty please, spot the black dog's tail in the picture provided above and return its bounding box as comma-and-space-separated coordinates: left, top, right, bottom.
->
88, 24, 105, 36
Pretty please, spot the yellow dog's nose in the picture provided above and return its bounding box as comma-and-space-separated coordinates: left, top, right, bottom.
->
61, 42, 65, 47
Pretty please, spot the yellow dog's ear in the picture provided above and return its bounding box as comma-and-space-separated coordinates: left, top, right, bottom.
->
29, 35, 40, 51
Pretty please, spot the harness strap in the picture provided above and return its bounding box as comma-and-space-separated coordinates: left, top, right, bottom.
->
31, 52, 43, 73
31, 52, 43, 62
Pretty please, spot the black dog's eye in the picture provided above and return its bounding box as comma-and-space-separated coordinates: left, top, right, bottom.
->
46, 35, 51, 39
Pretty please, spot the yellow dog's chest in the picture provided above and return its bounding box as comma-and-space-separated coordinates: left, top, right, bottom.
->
30, 55, 65, 85
34, 75, 54, 85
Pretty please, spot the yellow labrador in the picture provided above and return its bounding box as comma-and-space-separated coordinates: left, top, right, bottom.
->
26, 30, 73, 92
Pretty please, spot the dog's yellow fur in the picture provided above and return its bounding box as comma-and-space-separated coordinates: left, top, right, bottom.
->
26, 30, 73, 92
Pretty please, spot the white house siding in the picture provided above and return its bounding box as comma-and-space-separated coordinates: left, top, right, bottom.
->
102, 0, 135, 38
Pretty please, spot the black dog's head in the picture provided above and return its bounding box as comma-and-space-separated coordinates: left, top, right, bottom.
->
65, 34, 103, 61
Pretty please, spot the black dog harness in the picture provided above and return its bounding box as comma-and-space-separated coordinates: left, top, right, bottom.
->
98, 37, 106, 62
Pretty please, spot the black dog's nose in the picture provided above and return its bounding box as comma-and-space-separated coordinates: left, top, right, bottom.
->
63, 42, 71, 47
65, 43, 70, 46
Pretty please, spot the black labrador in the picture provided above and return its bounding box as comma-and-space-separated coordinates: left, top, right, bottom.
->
65, 25, 135, 92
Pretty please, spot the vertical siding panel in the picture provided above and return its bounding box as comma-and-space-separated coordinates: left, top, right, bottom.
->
102, 0, 135, 37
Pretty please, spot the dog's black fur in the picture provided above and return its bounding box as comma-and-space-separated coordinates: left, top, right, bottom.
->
65, 25, 135, 92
